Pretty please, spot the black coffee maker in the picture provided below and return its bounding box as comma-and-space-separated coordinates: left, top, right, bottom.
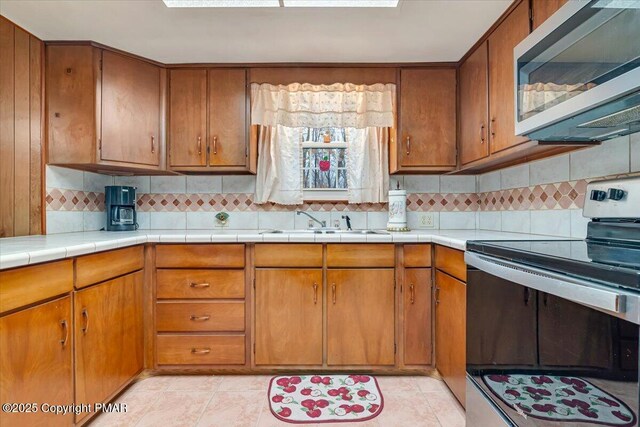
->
105, 186, 137, 231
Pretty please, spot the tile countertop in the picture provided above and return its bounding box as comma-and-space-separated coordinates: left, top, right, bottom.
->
0, 229, 572, 270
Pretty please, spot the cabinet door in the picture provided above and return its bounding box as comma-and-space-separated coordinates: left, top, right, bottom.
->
399, 68, 457, 169
459, 41, 490, 165
403, 268, 432, 365
435, 270, 466, 405
532, 0, 567, 30
75, 271, 144, 422
101, 50, 161, 166
169, 69, 207, 167
488, 0, 530, 154
327, 269, 395, 366
0, 297, 73, 427
208, 68, 247, 167
255, 269, 323, 365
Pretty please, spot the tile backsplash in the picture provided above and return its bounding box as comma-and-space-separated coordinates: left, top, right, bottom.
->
45, 133, 639, 237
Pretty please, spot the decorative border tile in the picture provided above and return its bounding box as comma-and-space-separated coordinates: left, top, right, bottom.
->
43, 178, 593, 214
46, 189, 104, 212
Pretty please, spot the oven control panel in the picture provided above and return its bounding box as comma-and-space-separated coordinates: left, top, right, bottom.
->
583, 176, 639, 219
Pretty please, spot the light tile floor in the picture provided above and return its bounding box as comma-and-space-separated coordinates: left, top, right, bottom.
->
92, 374, 465, 427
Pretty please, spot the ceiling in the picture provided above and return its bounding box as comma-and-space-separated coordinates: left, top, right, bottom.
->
0, 0, 512, 64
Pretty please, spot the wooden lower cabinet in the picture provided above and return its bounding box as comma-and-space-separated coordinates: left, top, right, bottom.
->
0, 296, 73, 427
74, 271, 144, 422
255, 269, 323, 365
435, 270, 466, 406
403, 268, 432, 365
327, 269, 395, 366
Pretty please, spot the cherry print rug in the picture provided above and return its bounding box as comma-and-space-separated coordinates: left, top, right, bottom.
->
268, 374, 383, 423
483, 374, 636, 426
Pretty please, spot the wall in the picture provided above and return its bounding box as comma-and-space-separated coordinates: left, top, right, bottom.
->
45, 134, 639, 236
0, 17, 44, 237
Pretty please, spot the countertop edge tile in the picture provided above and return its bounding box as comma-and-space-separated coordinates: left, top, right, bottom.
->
0, 252, 30, 270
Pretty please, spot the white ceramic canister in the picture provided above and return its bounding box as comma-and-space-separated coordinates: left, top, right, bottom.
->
387, 189, 409, 231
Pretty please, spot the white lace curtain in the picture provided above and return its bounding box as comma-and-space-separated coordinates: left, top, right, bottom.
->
252, 82, 395, 206
251, 82, 396, 129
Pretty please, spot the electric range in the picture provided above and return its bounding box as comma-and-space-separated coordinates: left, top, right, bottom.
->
464, 175, 640, 427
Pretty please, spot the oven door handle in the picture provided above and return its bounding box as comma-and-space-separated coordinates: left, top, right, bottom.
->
465, 252, 625, 314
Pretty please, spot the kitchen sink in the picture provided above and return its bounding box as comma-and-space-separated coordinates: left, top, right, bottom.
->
260, 229, 388, 235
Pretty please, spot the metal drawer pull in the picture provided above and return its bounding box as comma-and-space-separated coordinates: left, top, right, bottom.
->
480, 124, 485, 144
191, 348, 211, 355
313, 283, 318, 304
409, 283, 415, 304
190, 282, 210, 288
435, 286, 440, 304
197, 136, 202, 155
406, 136, 411, 155
60, 320, 68, 346
490, 118, 496, 139
332, 283, 336, 304
213, 136, 218, 154
81, 308, 89, 334
190, 315, 211, 321
151, 135, 155, 153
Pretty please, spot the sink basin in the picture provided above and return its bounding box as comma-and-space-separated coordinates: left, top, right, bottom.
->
261, 229, 388, 235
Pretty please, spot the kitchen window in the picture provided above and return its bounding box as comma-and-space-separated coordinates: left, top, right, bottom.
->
301, 127, 348, 201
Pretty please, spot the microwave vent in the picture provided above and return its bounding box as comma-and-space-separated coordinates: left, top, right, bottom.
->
579, 104, 640, 128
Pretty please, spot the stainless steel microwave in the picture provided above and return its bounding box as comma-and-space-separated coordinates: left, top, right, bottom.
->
514, 0, 640, 142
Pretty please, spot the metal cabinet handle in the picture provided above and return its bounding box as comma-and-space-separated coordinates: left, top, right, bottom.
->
406, 136, 411, 155
409, 284, 415, 304
524, 287, 531, 306
60, 320, 68, 346
190, 315, 211, 321
197, 136, 202, 155
190, 282, 210, 288
313, 283, 318, 304
151, 135, 155, 153
490, 118, 496, 139
191, 348, 211, 355
435, 286, 440, 304
81, 309, 89, 334
480, 124, 485, 144
213, 136, 218, 155
332, 283, 336, 304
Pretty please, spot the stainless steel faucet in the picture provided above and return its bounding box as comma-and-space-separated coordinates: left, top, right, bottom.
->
296, 211, 326, 228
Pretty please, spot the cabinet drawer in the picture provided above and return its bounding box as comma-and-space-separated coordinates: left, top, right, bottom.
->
254, 244, 322, 267
156, 244, 245, 268
75, 246, 144, 289
156, 302, 245, 332
157, 335, 245, 365
157, 270, 245, 299
327, 244, 395, 268
0, 260, 73, 314
435, 245, 466, 282
404, 244, 432, 267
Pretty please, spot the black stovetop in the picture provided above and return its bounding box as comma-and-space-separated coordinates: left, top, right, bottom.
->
467, 238, 640, 290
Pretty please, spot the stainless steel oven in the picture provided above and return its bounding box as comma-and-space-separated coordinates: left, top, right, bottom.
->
464, 177, 640, 426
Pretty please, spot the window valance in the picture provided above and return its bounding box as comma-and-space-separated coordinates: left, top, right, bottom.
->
250, 82, 396, 129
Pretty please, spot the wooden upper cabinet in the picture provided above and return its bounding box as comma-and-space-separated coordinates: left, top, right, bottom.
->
74, 271, 143, 422
169, 69, 207, 167
0, 297, 73, 427
397, 68, 457, 172
532, 0, 567, 30
488, 0, 530, 154
459, 41, 490, 165
101, 51, 161, 166
327, 269, 395, 366
47, 44, 165, 173
208, 68, 248, 168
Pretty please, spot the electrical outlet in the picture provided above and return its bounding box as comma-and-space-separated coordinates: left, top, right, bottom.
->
419, 213, 435, 229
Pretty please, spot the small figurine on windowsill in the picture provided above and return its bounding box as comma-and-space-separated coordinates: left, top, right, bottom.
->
323, 131, 331, 143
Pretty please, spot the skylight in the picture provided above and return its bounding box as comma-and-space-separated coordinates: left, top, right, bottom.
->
162, 0, 399, 7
